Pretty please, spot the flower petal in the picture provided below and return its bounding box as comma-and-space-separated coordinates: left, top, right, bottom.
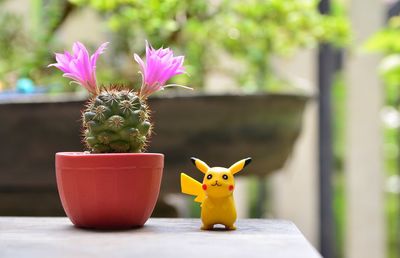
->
49, 41, 108, 95
135, 41, 187, 98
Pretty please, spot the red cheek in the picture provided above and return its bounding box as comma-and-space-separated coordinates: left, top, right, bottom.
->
202, 184, 207, 190
229, 185, 234, 191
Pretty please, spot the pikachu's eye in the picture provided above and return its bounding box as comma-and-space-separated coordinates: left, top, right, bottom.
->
222, 174, 229, 180
207, 174, 213, 180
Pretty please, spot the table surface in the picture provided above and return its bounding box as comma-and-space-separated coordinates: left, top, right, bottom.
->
0, 217, 321, 258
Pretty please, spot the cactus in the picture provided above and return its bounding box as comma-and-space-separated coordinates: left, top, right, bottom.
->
83, 88, 151, 153
49, 41, 189, 153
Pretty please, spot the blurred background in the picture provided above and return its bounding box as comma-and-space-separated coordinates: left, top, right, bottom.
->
0, 0, 398, 258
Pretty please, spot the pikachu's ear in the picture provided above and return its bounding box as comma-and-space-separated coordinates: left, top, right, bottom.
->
190, 157, 210, 174
229, 158, 252, 175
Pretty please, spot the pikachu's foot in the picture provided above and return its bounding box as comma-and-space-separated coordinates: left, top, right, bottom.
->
201, 224, 213, 230
225, 224, 236, 230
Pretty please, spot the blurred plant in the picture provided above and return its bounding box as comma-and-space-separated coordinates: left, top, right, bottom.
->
0, 0, 77, 91
366, 16, 400, 105
68, 0, 211, 89
214, 0, 349, 91
0, 12, 27, 86
0, 0, 349, 92
69, 0, 350, 92
365, 15, 400, 258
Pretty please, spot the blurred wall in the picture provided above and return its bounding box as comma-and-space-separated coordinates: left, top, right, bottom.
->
345, 0, 386, 258
271, 50, 319, 246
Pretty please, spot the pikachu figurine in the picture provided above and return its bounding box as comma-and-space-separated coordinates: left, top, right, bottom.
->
181, 157, 252, 230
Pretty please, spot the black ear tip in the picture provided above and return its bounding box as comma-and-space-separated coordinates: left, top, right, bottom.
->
190, 157, 197, 165
244, 158, 252, 167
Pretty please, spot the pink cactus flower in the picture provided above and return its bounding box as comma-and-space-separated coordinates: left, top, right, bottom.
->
49, 42, 109, 95
134, 41, 190, 98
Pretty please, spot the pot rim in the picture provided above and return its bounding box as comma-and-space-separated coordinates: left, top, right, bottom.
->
56, 152, 164, 169
56, 152, 164, 157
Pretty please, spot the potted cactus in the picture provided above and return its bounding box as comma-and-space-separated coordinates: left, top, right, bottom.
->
50, 41, 189, 229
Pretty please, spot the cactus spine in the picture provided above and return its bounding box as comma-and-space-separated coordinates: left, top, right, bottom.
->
82, 87, 152, 153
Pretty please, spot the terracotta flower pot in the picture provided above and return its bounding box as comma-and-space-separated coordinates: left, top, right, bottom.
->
55, 152, 163, 229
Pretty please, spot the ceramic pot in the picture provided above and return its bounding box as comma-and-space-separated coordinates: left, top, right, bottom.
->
55, 152, 163, 229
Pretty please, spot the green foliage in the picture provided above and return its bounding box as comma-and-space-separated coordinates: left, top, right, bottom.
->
0, 13, 26, 81
1, 0, 349, 92
365, 16, 400, 99
366, 17, 400, 54
384, 126, 400, 258
366, 15, 400, 258
216, 0, 348, 56
332, 75, 346, 258
0, 0, 76, 90
83, 88, 152, 153
214, 0, 349, 90
69, 0, 350, 91
70, 0, 211, 88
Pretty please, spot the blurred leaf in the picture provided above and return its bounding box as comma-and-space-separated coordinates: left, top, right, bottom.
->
1, 0, 350, 92
68, 0, 349, 91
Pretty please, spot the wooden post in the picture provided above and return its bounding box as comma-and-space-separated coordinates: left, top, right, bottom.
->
345, 0, 386, 257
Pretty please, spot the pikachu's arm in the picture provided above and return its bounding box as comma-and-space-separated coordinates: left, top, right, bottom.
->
180, 173, 206, 203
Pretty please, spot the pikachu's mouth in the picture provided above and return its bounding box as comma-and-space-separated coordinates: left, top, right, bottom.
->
211, 181, 222, 187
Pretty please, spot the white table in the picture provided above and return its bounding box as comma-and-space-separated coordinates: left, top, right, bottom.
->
0, 217, 321, 258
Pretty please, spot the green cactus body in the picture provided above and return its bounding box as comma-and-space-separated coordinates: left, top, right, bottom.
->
82, 88, 152, 153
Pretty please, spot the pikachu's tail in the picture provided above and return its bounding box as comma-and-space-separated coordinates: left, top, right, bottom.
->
180, 173, 206, 203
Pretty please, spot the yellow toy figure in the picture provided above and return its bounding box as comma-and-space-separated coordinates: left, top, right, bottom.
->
181, 157, 252, 230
